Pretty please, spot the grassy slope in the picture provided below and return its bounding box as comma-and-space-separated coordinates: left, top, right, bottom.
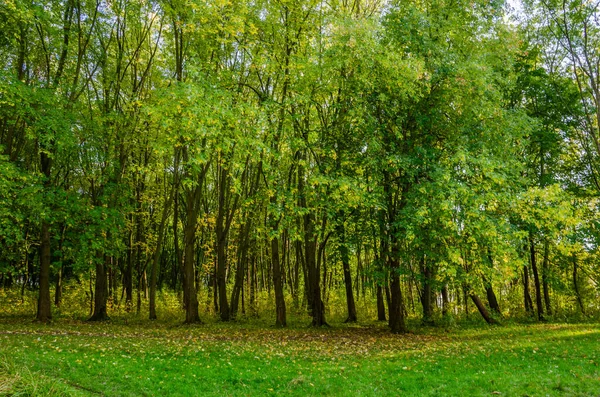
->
0, 319, 599, 396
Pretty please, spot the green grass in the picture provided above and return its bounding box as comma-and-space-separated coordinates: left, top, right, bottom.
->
0, 318, 599, 396
0, 358, 88, 396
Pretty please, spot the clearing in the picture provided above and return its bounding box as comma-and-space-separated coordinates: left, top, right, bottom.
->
0, 319, 598, 396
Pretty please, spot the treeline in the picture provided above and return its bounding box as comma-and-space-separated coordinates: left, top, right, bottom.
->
1, 0, 599, 332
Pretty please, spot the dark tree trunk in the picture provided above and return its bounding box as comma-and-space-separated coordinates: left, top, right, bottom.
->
376, 284, 386, 321
385, 285, 391, 312
108, 266, 114, 304
442, 284, 450, 317
339, 223, 357, 323
356, 243, 362, 301
320, 242, 328, 304
541, 240, 552, 316
216, 163, 231, 321
36, 148, 53, 322
463, 284, 469, 318
36, 221, 52, 322
135, 216, 145, 315
89, 270, 94, 315
172, 192, 182, 292
54, 264, 63, 307
249, 253, 256, 315
112, 261, 118, 304
212, 261, 219, 313
149, 192, 171, 320
388, 234, 407, 333
419, 257, 434, 325
523, 265, 534, 315
485, 283, 501, 316
469, 292, 500, 325
230, 223, 249, 318
298, 150, 325, 327
304, 219, 326, 327
306, 231, 326, 327
271, 234, 287, 327
125, 226, 134, 310
484, 252, 501, 316
389, 259, 407, 334
573, 254, 585, 315
89, 255, 109, 321
216, 234, 229, 321
302, 239, 312, 314
529, 233, 544, 321
293, 240, 300, 308
383, 169, 407, 333
182, 189, 200, 324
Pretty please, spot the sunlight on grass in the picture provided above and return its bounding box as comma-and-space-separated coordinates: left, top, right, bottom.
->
0, 320, 599, 396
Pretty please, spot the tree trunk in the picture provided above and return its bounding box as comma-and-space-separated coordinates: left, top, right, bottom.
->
293, 240, 300, 308
212, 261, 219, 313
216, 234, 229, 321
389, 259, 407, 334
108, 266, 114, 305
36, 221, 52, 322
304, 218, 326, 327
529, 234, 544, 321
149, 192, 171, 320
482, 275, 501, 317
541, 240, 552, 316
463, 284, 469, 318
376, 284, 386, 321
383, 170, 407, 333
483, 252, 501, 316
387, 231, 406, 332
337, 220, 357, 323
573, 254, 585, 315
469, 292, 500, 325
125, 226, 134, 311
485, 283, 501, 316
249, 253, 256, 315
523, 265, 534, 315
135, 217, 145, 315
320, 242, 328, 304
216, 163, 230, 321
183, 190, 200, 324
442, 284, 450, 317
172, 192, 182, 292
388, 236, 407, 333
89, 270, 94, 315
54, 264, 63, 307
271, 234, 287, 327
306, 230, 325, 326
89, 255, 109, 321
356, 243, 362, 301
299, 149, 325, 326
419, 257, 434, 325
230, 222, 250, 318
36, 148, 53, 322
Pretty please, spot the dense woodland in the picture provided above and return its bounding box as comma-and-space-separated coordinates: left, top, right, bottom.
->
1, 0, 599, 333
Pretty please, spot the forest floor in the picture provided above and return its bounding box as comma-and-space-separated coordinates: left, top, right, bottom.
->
0, 317, 599, 396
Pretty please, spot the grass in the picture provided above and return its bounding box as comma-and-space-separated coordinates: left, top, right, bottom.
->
0, 317, 599, 396
0, 358, 87, 396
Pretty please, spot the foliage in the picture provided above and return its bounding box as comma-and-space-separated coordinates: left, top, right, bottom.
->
0, 0, 599, 332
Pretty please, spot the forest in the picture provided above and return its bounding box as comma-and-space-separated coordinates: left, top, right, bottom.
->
2, 0, 600, 330
2, 0, 600, 395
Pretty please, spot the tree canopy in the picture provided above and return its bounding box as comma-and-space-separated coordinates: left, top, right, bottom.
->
1, 0, 599, 331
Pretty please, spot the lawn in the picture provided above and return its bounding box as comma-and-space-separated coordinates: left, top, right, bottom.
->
1, 318, 599, 396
